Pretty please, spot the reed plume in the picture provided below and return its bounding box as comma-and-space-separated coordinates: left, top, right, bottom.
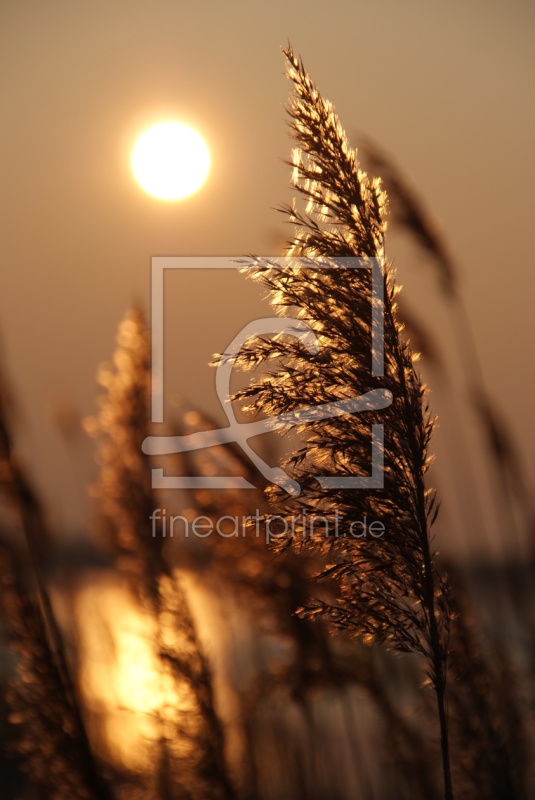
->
0, 361, 109, 799
228, 45, 453, 799
0, 540, 110, 800
86, 308, 235, 800
445, 572, 529, 800
358, 138, 534, 542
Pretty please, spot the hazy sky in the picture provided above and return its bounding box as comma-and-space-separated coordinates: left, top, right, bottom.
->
1, 0, 533, 556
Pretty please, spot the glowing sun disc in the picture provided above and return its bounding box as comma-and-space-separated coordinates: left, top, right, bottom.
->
132, 122, 210, 200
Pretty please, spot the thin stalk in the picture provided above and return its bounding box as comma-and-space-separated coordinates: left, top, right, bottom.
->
386, 293, 453, 800
0, 401, 111, 800
419, 492, 453, 800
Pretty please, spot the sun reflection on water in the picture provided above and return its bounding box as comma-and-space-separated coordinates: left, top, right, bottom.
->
75, 574, 190, 771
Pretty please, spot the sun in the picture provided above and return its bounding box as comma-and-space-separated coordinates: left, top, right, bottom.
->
132, 122, 210, 201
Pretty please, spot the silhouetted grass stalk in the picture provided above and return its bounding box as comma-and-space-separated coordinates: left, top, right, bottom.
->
229, 46, 453, 799
0, 370, 110, 799
86, 308, 235, 800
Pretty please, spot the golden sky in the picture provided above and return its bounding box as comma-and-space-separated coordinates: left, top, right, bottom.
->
0, 0, 533, 556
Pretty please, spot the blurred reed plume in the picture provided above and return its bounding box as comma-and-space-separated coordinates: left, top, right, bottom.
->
446, 577, 529, 800
85, 308, 235, 800
0, 542, 107, 800
357, 137, 534, 543
0, 361, 109, 799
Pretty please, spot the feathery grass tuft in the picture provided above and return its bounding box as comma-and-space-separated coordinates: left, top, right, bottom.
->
86, 308, 236, 800
228, 44, 453, 799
